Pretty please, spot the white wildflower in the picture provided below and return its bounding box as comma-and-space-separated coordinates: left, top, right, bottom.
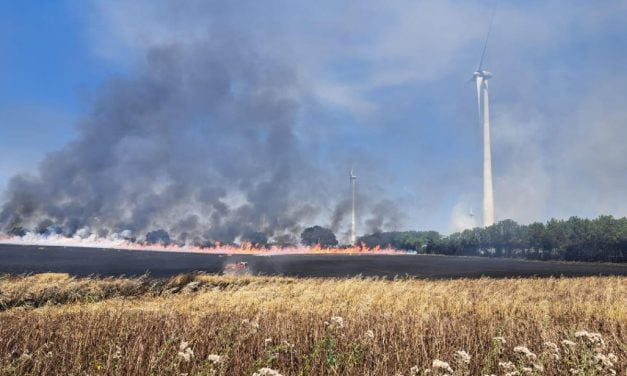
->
112, 345, 122, 360
492, 336, 506, 345
252, 367, 283, 376
207, 354, 223, 364
499, 361, 515, 371
454, 350, 471, 365
409, 365, 421, 376
177, 341, 194, 362
365, 329, 375, 339
179, 341, 189, 351
432, 359, 454, 374
561, 339, 576, 348
331, 316, 344, 328
513, 346, 537, 361
178, 348, 193, 362
325, 316, 344, 330
575, 330, 605, 348
264, 338, 273, 346
592, 353, 615, 370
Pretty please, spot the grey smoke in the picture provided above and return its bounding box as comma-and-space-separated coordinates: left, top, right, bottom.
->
364, 199, 405, 234
0, 36, 404, 243
0, 38, 322, 242
330, 198, 351, 233
331, 193, 404, 240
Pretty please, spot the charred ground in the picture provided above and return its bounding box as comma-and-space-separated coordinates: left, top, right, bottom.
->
0, 244, 625, 279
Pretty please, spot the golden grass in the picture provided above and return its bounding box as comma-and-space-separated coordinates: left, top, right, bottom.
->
22, 272, 71, 283
0, 274, 625, 375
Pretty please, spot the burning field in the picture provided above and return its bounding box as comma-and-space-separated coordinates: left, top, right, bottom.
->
0, 273, 625, 375
0, 234, 399, 255
2, 242, 626, 279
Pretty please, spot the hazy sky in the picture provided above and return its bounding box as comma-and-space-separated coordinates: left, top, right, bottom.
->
1, 0, 627, 236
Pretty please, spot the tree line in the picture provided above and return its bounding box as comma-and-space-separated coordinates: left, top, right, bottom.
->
6, 214, 627, 262
353, 216, 627, 262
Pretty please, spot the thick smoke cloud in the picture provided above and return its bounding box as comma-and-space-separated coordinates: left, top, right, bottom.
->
0, 38, 325, 243
0, 34, 404, 243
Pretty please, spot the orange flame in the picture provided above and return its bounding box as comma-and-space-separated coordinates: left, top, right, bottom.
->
0, 234, 402, 255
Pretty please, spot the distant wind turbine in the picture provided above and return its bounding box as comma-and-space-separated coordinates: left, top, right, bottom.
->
471, 4, 497, 227
349, 168, 357, 245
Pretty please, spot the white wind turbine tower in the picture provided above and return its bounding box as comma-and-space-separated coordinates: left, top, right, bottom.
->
349, 168, 357, 245
472, 7, 496, 227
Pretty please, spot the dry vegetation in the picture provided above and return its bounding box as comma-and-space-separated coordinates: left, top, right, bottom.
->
0, 273, 625, 375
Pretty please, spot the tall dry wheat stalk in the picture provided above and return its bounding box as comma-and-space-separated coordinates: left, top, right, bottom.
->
0, 273, 625, 375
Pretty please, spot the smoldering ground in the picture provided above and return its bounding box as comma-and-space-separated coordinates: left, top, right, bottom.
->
0, 35, 403, 244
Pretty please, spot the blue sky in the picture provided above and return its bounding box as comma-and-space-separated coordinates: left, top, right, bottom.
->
2, 0, 627, 237
0, 2, 114, 185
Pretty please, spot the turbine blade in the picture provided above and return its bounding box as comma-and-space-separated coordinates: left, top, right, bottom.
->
477, 1, 498, 71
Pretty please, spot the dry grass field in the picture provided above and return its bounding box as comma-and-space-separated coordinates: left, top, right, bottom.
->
0, 273, 625, 375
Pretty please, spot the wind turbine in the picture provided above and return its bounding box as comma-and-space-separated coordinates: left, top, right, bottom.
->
472, 6, 496, 227
349, 168, 357, 245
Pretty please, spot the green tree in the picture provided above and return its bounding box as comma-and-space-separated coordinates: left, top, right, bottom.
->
300, 226, 338, 247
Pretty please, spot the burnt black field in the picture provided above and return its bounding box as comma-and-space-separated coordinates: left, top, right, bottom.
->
0, 243, 625, 279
